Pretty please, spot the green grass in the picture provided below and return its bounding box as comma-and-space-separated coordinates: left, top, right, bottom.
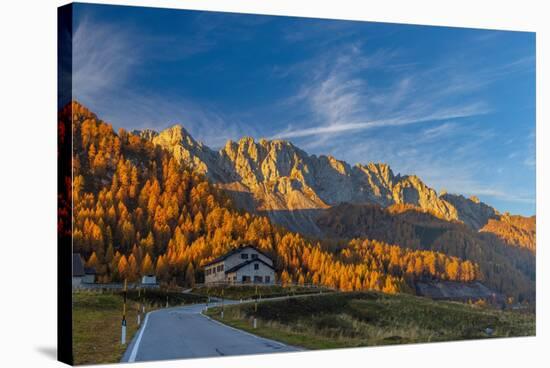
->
193, 285, 332, 300
73, 292, 140, 365
206, 291, 535, 350
124, 289, 207, 307
72, 290, 207, 365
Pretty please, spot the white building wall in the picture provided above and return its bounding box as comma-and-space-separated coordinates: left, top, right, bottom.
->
72, 276, 83, 287
205, 261, 226, 284
224, 247, 273, 270
83, 274, 95, 284
235, 262, 275, 284
204, 247, 274, 284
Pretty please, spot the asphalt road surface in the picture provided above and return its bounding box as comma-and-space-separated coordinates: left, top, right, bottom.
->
121, 299, 302, 363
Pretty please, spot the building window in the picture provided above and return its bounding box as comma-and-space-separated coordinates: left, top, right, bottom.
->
265, 276, 271, 283
242, 276, 251, 283
251, 254, 258, 259
254, 276, 263, 283
254, 263, 259, 270
241, 253, 249, 259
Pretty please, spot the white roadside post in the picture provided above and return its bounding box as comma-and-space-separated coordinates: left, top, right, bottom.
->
221, 288, 224, 319
253, 285, 258, 329
137, 288, 141, 326
121, 279, 127, 345
142, 287, 146, 315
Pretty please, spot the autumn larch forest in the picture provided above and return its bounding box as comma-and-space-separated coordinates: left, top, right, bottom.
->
58, 101, 535, 301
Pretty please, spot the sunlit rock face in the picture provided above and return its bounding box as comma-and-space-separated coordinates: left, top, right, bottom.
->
138, 124, 496, 235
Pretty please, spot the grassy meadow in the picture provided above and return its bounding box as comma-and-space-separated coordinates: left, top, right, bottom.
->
124, 288, 207, 307
192, 284, 332, 300
72, 292, 140, 365
206, 291, 535, 350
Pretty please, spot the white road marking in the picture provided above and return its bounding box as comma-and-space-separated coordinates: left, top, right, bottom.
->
200, 311, 299, 350
125, 294, 320, 361
128, 310, 152, 362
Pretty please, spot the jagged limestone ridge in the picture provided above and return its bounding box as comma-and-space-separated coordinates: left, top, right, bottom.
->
138, 124, 497, 233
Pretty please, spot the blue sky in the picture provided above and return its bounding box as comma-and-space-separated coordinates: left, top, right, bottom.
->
72, 3, 536, 216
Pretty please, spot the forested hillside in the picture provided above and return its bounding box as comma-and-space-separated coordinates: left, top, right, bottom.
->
316, 203, 535, 301
64, 102, 479, 294
480, 214, 536, 251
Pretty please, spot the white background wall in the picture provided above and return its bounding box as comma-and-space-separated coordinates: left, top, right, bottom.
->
0, 0, 548, 367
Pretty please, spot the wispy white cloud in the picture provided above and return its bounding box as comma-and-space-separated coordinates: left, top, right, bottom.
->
70, 13, 534, 215
524, 156, 535, 167
73, 17, 140, 104
272, 103, 488, 139
72, 16, 252, 148
465, 188, 535, 204
266, 42, 536, 213
98, 90, 255, 149
271, 44, 490, 141
421, 122, 458, 141
523, 129, 536, 168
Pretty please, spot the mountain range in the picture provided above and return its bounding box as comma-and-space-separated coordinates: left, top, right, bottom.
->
61, 101, 536, 302
130, 123, 535, 301
135, 124, 502, 236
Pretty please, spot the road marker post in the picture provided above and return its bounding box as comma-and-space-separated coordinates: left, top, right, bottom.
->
255, 285, 258, 312
142, 287, 146, 315
166, 295, 169, 308
253, 285, 258, 329
121, 279, 127, 345
221, 289, 224, 319
137, 288, 141, 326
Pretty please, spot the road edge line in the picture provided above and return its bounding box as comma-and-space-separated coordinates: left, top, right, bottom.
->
128, 310, 152, 362
200, 310, 304, 351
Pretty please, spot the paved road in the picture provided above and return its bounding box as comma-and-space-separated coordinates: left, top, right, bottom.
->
121, 299, 301, 363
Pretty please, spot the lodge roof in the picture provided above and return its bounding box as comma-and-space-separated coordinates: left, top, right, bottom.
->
224, 258, 275, 274
73, 253, 85, 277
73, 253, 96, 276
203, 245, 272, 267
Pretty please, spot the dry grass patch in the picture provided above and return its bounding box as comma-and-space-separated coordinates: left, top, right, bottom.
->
206, 291, 535, 350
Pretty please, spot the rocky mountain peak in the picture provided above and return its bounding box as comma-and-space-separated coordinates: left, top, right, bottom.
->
469, 195, 481, 204
441, 193, 498, 229
324, 155, 350, 176
158, 124, 200, 148
139, 124, 499, 234
133, 128, 158, 141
